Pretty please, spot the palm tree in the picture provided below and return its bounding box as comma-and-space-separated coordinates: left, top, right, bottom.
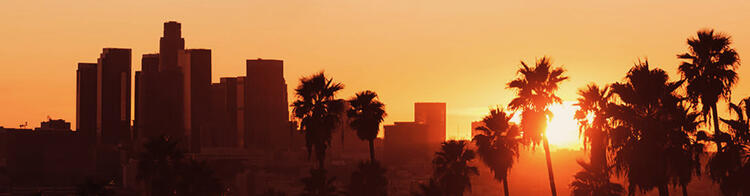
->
292, 72, 346, 169
432, 140, 479, 196
472, 107, 520, 196
347, 90, 387, 162
347, 161, 388, 196
574, 84, 612, 170
570, 160, 625, 196
136, 135, 184, 196
677, 29, 740, 152
710, 97, 750, 195
301, 168, 339, 196
507, 57, 568, 196
608, 61, 699, 196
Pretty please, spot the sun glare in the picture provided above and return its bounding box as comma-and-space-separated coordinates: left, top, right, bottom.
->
545, 102, 583, 150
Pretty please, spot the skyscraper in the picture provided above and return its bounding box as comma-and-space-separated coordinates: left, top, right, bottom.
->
97, 48, 132, 145
76, 63, 97, 138
159, 21, 184, 71
245, 59, 289, 149
179, 49, 212, 152
95, 48, 131, 184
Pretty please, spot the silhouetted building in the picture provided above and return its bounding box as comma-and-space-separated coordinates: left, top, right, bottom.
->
134, 54, 159, 140
206, 77, 243, 148
245, 59, 289, 149
97, 48, 132, 145
95, 48, 131, 185
77, 63, 97, 138
179, 49, 212, 152
384, 122, 431, 163
384, 102, 446, 163
2, 119, 95, 188
159, 21, 184, 71
414, 102, 446, 147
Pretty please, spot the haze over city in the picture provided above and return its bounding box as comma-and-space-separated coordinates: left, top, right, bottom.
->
1, 0, 750, 196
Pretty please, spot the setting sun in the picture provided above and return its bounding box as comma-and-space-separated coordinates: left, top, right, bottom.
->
546, 102, 583, 150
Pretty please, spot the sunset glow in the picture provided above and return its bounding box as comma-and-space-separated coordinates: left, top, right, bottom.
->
546, 102, 583, 150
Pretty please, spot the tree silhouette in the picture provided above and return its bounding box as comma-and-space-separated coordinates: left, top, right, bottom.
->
709, 97, 750, 195
347, 90, 387, 162
136, 135, 184, 196
136, 136, 224, 196
507, 56, 568, 196
570, 160, 624, 196
608, 61, 701, 196
472, 107, 520, 196
292, 72, 346, 169
347, 160, 388, 196
432, 140, 478, 196
574, 84, 612, 171
301, 168, 339, 196
677, 29, 740, 152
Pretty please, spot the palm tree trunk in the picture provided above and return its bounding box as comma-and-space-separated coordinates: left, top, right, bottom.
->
369, 139, 376, 162
682, 184, 688, 196
503, 177, 510, 196
658, 184, 669, 196
711, 104, 723, 152
542, 137, 558, 196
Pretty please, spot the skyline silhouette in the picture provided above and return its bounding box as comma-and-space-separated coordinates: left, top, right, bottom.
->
1, 2, 750, 195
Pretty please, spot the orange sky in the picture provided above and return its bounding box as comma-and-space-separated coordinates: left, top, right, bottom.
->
2, 0, 750, 144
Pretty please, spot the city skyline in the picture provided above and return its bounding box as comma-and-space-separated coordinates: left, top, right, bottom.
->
3, 0, 750, 145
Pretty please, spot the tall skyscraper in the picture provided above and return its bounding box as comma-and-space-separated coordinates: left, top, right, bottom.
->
76, 63, 97, 138
179, 49, 211, 152
134, 54, 159, 139
414, 102, 446, 147
95, 48, 131, 184
245, 59, 289, 149
159, 21, 184, 71
97, 48, 132, 145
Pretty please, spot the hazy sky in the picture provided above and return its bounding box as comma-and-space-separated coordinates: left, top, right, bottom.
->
2, 0, 749, 141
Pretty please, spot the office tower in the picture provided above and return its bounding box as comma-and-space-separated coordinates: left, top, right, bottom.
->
245, 59, 289, 149
156, 21, 186, 145
236, 76, 246, 148
76, 63, 97, 138
159, 21, 184, 71
414, 102, 446, 146
179, 49, 211, 152
97, 48, 132, 145
135, 54, 159, 139
206, 77, 245, 148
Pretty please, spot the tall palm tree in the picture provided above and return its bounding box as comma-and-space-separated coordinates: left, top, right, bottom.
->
570, 160, 625, 196
292, 72, 346, 169
347, 90, 387, 162
507, 57, 568, 196
432, 140, 479, 196
677, 29, 740, 151
301, 168, 339, 196
710, 97, 750, 195
608, 61, 699, 196
574, 84, 612, 170
472, 107, 520, 196
347, 160, 388, 196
